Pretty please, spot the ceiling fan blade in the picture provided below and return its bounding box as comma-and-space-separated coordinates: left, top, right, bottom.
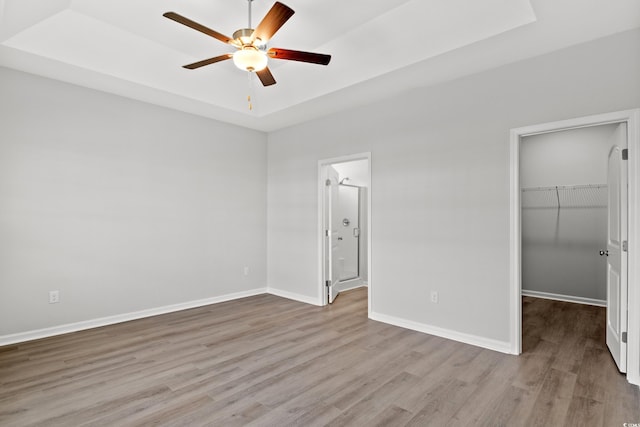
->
251, 2, 294, 43
183, 54, 233, 70
268, 48, 331, 65
163, 12, 237, 46
256, 67, 277, 86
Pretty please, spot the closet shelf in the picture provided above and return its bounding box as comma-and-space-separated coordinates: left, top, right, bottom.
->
521, 184, 607, 209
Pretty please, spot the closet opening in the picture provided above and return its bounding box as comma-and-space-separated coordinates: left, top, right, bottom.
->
509, 109, 640, 386
520, 125, 617, 308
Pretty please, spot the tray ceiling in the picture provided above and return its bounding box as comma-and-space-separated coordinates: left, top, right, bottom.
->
1, 0, 639, 131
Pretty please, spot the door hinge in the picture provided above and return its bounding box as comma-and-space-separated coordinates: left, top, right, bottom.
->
622, 148, 628, 160
326, 280, 331, 287
325, 229, 329, 237
325, 179, 332, 186
622, 332, 628, 343
623, 240, 628, 252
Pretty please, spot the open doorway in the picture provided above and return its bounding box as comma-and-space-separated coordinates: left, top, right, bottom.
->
318, 153, 371, 311
520, 123, 626, 369
509, 109, 640, 385
520, 124, 618, 308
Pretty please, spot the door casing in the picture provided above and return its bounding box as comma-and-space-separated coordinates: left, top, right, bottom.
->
509, 109, 640, 385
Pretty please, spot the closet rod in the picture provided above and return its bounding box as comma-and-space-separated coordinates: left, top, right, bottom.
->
521, 183, 607, 209
521, 184, 606, 192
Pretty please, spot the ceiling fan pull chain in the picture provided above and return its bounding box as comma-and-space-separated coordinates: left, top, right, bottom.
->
247, 71, 254, 111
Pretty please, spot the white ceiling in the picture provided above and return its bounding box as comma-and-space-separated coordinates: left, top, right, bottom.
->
1, 0, 639, 132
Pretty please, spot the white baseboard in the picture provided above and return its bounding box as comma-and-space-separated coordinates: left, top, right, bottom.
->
2, 287, 515, 354
369, 311, 513, 355
522, 290, 606, 307
336, 278, 367, 293
341, 283, 368, 293
0, 287, 268, 347
267, 287, 321, 306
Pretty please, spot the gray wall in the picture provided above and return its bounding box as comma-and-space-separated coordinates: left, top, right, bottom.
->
0, 67, 268, 336
266, 29, 640, 344
521, 125, 618, 302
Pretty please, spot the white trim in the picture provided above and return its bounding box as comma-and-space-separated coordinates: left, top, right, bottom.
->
0, 287, 268, 346
267, 287, 322, 306
628, 109, 640, 385
509, 127, 522, 355
335, 279, 367, 294
510, 108, 640, 385
317, 153, 372, 317
370, 311, 512, 354
522, 290, 606, 307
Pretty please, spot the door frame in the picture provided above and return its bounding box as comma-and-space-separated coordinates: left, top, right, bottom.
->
509, 109, 640, 385
318, 152, 371, 315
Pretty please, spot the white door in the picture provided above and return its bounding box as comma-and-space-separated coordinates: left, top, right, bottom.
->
325, 166, 341, 303
606, 123, 628, 373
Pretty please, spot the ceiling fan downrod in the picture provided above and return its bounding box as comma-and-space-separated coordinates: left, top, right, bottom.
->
233, 0, 258, 47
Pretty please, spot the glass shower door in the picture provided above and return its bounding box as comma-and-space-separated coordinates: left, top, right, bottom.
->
337, 185, 360, 281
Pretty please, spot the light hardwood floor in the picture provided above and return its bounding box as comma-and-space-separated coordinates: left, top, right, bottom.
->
1, 288, 638, 426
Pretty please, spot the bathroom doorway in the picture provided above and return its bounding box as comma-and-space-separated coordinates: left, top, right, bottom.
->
319, 154, 371, 308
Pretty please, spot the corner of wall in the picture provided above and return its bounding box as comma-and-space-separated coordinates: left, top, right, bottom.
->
369, 311, 514, 355
267, 286, 322, 306
0, 288, 269, 347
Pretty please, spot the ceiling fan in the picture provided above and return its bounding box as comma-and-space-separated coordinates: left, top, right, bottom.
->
163, 0, 331, 87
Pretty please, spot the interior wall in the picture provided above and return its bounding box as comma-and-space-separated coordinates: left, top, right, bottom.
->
266, 29, 640, 346
520, 124, 618, 302
0, 67, 268, 337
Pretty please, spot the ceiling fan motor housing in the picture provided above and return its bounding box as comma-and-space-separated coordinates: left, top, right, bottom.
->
232, 28, 264, 47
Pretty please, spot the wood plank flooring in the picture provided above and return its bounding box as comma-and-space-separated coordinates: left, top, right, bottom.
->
1, 289, 638, 426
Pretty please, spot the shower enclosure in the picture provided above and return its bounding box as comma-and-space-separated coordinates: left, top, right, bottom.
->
336, 184, 360, 281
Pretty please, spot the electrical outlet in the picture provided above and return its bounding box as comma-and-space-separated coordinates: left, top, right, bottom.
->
430, 291, 438, 304
243, 266, 249, 276
49, 290, 60, 304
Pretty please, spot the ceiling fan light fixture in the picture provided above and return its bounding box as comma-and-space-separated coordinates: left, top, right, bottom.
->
233, 47, 268, 72
164, 2, 330, 86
